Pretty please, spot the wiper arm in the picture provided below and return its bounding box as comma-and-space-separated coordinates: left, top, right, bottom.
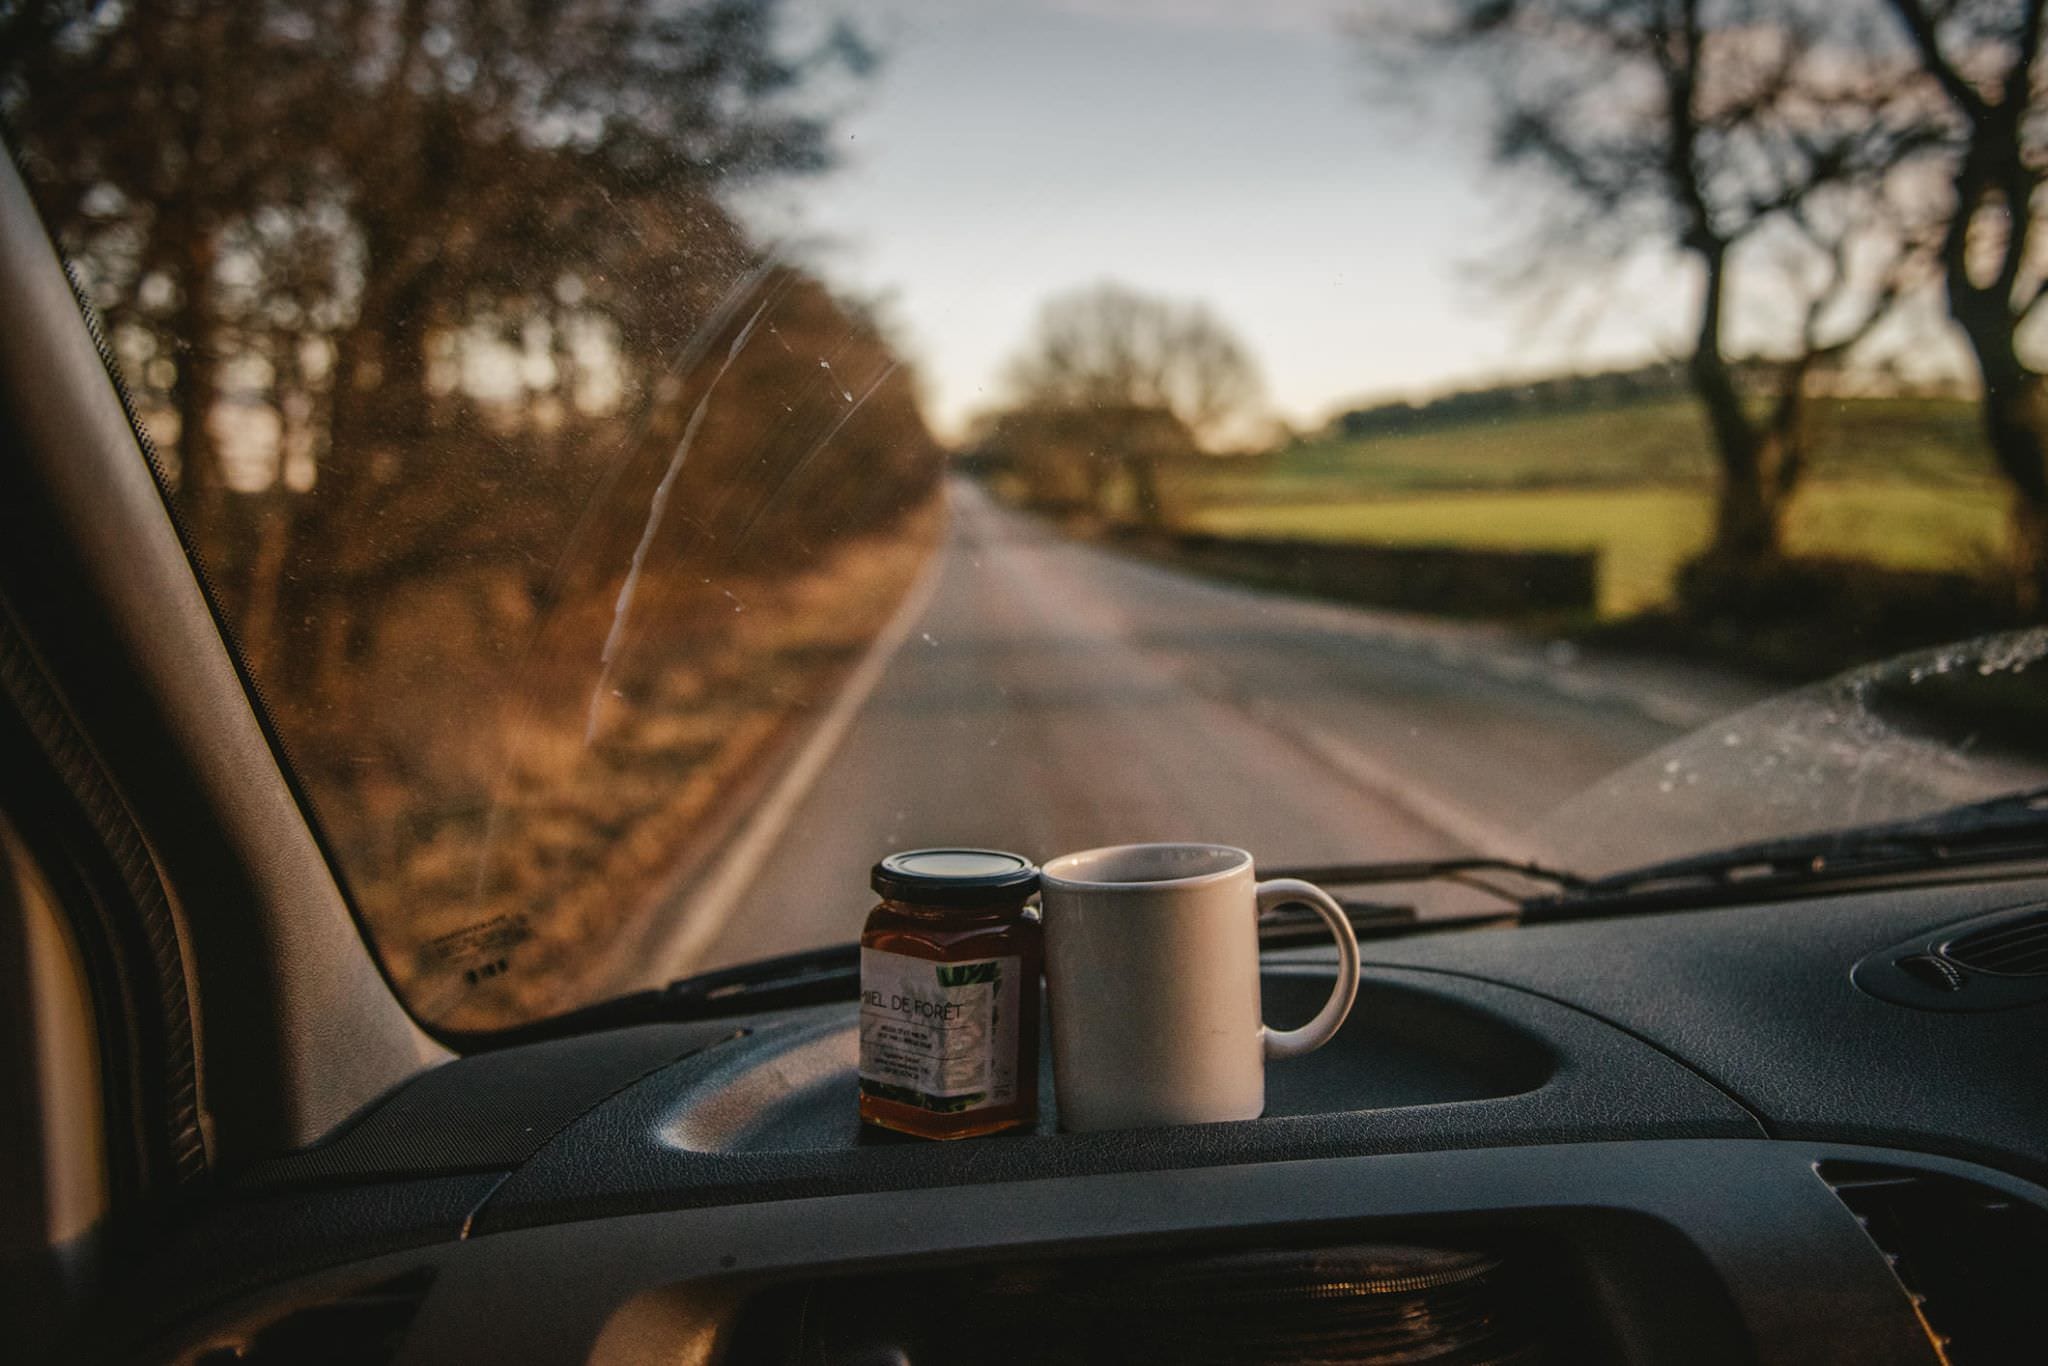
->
1254, 856, 1586, 945
1261, 857, 1588, 896
473, 942, 859, 1048
1525, 784, 2048, 923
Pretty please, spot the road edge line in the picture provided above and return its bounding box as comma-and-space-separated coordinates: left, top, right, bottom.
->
643, 536, 945, 979
1275, 715, 1540, 863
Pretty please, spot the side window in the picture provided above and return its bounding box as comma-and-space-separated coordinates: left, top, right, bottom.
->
3, 2, 940, 1031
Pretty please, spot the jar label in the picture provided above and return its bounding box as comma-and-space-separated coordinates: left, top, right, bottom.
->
858, 949, 1020, 1113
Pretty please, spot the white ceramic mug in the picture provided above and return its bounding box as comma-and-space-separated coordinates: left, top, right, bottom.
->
1039, 843, 1361, 1132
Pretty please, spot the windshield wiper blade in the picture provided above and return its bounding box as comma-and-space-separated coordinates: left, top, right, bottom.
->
1255, 857, 1584, 944
1525, 784, 2048, 922
472, 942, 859, 1048
1261, 857, 1587, 899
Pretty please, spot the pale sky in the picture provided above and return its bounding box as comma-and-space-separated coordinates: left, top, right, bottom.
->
733, 0, 1693, 441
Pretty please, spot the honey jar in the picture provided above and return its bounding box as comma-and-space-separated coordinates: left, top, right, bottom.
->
858, 849, 1041, 1139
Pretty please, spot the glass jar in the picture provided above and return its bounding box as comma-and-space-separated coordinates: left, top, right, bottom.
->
858, 849, 1042, 1139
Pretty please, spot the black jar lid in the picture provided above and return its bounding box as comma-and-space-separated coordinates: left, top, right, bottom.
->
871, 848, 1039, 906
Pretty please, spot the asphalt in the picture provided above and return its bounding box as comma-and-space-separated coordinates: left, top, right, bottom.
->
688, 479, 1775, 972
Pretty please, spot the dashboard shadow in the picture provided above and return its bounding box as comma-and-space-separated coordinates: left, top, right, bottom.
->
662, 970, 1556, 1154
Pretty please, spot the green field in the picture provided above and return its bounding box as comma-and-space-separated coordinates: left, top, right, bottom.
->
1172, 396, 2012, 617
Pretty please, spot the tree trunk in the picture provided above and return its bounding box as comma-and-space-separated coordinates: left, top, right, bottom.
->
1764, 357, 1813, 504
2013, 488, 2048, 616
271, 323, 369, 699
1963, 320, 2048, 613
1082, 445, 1113, 517
1919, 72, 2048, 614
239, 495, 297, 674
278, 221, 437, 697
1123, 450, 1165, 528
1687, 245, 1778, 562
169, 231, 222, 544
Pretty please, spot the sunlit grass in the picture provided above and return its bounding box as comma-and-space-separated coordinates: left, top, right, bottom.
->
1165, 394, 2011, 617
1784, 480, 2009, 571
1193, 395, 1993, 500
1185, 481, 2010, 617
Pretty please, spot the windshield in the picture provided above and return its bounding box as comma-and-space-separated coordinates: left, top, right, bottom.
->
7, 0, 2048, 1032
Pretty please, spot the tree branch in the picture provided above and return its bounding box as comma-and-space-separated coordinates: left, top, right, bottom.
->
2010, 0, 2047, 112
1889, 0, 1989, 123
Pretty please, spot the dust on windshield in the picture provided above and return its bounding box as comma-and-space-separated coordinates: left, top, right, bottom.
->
6, 0, 2047, 1032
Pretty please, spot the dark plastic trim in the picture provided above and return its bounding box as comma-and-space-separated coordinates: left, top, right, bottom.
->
0, 144, 443, 1161
126, 1138, 1993, 1366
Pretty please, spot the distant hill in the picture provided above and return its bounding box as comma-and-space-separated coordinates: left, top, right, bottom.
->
1309, 357, 1967, 442
1324, 362, 1708, 440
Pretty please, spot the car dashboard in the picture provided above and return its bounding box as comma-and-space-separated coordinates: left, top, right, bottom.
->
126, 873, 2048, 1365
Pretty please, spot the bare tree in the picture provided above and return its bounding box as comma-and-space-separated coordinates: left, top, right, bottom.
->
975, 401, 1201, 524
1005, 282, 1266, 449
1885, 0, 2048, 610
987, 282, 1265, 526
1361, 0, 1916, 564
2, 0, 895, 675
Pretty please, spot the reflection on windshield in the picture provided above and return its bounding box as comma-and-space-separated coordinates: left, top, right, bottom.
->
5, 0, 940, 1030
6, 0, 2047, 1031
1533, 630, 2048, 876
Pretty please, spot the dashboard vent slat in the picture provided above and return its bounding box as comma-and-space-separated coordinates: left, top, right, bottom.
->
1854, 905, 2048, 1011
726, 1242, 1555, 1364
1819, 1161, 2048, 1365
1943, 909, 2048, 976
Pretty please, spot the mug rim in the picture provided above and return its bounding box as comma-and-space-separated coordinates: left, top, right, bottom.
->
1040, 841, 1253, 892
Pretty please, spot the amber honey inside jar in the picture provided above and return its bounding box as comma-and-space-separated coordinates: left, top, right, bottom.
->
859, 849, 1042, 1139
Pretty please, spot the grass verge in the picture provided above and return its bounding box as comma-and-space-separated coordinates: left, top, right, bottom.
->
1184, 480, 2009, 618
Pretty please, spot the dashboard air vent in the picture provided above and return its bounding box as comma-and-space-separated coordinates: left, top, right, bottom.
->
726, 1242, 1557, 1364
1942, 910, 2048, 976
194, 1268, 434, 1366
1067, 1244, 1541, 1364
1819, 1161, 2048, 1365
1852, 903, 2048, 1011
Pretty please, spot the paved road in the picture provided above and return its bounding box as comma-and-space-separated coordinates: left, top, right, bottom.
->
689, 480, 1773, 972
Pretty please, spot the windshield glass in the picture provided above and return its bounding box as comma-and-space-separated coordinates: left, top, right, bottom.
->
7, 0, 2048, 1032
1530, 630, 2048, 874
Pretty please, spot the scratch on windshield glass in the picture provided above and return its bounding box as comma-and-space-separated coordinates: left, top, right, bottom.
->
585, 294, 774, 744
818, 356, 854, 402
720, 361, 900, 565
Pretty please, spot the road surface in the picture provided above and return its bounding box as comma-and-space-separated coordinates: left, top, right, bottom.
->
686, 480, 1772, 972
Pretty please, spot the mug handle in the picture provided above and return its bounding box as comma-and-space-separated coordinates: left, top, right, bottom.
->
1255, 878, 1362, 1061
